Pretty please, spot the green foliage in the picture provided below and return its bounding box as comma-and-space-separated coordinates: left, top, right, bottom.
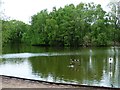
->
2, 2, 120, 47
28, 3, 116, 47
2, 20, 29, 45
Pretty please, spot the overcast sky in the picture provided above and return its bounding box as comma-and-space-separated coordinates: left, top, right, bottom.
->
1, 0, 110, 24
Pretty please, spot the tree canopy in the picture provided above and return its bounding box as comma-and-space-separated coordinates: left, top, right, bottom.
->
1, 19, 29, 45
2, 2, 120, 47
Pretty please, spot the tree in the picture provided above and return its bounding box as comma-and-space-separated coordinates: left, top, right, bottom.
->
108, 0, 120, 43
2, 2, 119, 47
2, 20, 29, 45
30, 10, 49, 45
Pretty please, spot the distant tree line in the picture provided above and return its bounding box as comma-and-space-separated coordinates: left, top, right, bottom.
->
1, 2, 120, 47
1, 20, 29, 45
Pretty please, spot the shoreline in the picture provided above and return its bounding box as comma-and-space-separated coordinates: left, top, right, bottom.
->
1, 75, 119, 89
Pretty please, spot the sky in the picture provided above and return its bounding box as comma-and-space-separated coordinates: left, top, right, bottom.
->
1, 0, 111, 24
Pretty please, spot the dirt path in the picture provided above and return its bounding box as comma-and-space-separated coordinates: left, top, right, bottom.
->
0, 75, 118, 89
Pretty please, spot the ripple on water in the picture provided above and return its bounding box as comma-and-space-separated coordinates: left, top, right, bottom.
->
0, 52, 82, 59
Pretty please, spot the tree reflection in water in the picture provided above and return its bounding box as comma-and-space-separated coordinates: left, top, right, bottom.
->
0, 45, 120, 88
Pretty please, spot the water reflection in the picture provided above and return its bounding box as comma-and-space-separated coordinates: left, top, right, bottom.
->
0, 45, 120, 88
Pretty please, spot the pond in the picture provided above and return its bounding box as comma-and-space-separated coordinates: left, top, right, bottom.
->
0, 44, 120, 88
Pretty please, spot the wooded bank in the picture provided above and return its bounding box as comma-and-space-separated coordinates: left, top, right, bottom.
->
1, 3, 120, 47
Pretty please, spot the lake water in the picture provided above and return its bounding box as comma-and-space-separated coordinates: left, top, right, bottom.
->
0, 44, 120, 88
